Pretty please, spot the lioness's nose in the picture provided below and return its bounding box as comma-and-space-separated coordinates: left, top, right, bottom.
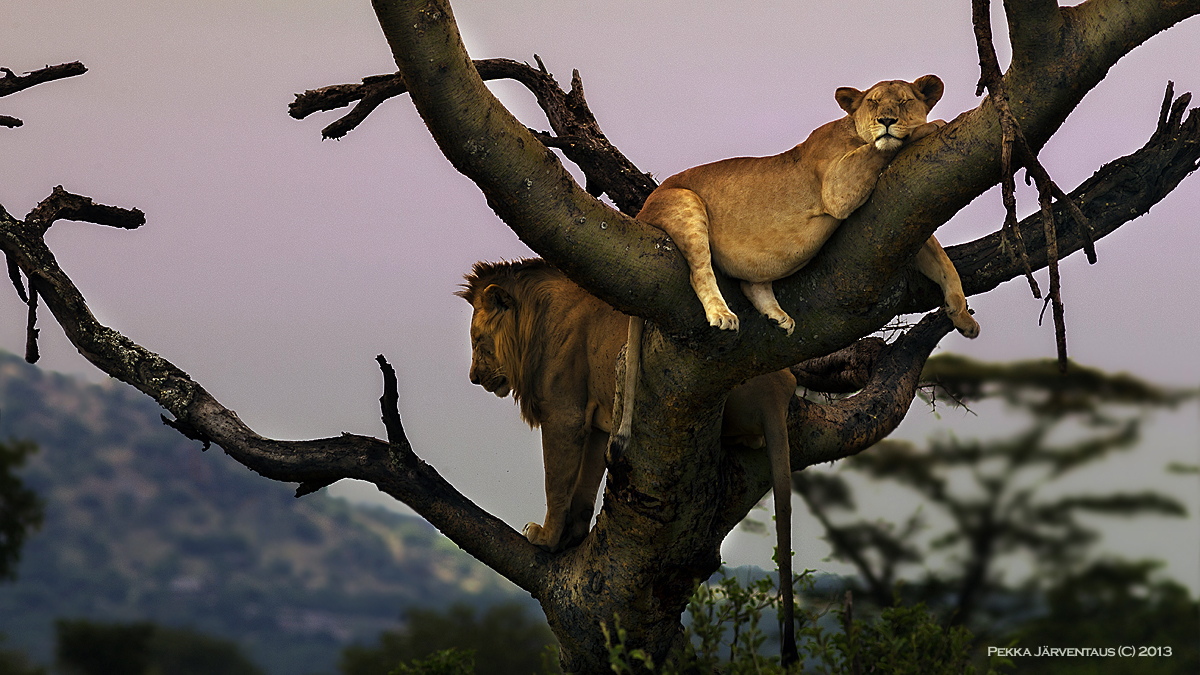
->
469, 369, 480, 384
878, 117, 898, 127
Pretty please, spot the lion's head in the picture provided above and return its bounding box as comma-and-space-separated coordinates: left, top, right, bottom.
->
456, 259, 562, 426
835, 75, 944, 151
462, 283, 516, 398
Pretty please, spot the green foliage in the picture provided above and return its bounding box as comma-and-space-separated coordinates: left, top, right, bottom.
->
54, 619, 264, 675
0, 637, 46, 675
339, 602, 558, 675
55, 620, 155, 675
602, 571, 1012, 675
794, 353, 1195, 630
1005, 560, 1199, 675
390, 649, 476, 675
0, 437, 43, 581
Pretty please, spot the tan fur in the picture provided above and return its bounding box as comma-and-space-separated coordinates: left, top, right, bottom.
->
635, 75, 978, 337
613, 76, 980, 664
457, 261, 796, 575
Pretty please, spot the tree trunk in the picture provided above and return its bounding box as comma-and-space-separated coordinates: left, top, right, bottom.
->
3, 0, 1199, 672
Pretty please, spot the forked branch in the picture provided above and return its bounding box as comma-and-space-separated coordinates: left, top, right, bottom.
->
291, 58, 655, 215
0, 191, 546, 594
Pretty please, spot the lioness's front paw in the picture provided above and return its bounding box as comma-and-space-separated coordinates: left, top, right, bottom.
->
948, 308, 980, 339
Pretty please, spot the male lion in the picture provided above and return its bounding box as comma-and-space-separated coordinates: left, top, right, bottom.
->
457, 260, 800, 662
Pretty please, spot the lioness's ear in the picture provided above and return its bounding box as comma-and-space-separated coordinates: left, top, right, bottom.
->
835, 87, 864, 114
914, 75, 944, 111
481, 284, 514, 313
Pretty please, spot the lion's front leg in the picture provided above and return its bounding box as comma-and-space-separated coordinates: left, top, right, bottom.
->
916, 235, 980, 338
525, 418, 589, 550
820, 143, 895, 220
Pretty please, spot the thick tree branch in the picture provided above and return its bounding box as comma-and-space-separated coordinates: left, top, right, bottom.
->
365, 0, 1199, 397
901, 85, 1200, 314
0, 195, 548, 596
714, 311, 956, 535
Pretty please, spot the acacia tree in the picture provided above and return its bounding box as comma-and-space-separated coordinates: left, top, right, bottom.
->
3, 0, 1200, 672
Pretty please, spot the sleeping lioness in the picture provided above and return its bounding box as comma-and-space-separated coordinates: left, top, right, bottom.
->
634, 74, 979, 337
611, 76, 979, 664
616, 74, 980, 451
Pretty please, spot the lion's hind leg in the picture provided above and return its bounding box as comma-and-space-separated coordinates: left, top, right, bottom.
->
741, 280, 795, 335
638, 188, 739, 331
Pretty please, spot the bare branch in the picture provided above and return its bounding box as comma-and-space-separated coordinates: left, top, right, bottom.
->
24, 186, 146, 235
1, 62, 88, 129
0, 197, 548, 596
901, 85, 1200, 315
292, 59, 656, 215
0, 62, 87, 98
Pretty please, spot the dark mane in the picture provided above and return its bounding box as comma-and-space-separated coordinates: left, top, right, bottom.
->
457, 258, 567, 425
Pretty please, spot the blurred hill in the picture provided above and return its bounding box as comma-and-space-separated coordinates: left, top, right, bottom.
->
0, 350, 522, 675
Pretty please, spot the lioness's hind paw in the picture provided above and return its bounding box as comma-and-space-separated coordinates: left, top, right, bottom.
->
775, 315, 795, 336
708, 311, 739, 332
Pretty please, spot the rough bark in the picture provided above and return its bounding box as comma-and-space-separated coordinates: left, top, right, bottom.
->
4, 0, 1199, 672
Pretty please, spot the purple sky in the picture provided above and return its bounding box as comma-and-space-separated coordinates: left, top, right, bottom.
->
4, 1, 1198, 589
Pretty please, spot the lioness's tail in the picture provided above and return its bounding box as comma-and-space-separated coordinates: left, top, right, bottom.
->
609, 316, 644, 457
769, 419, 798, 667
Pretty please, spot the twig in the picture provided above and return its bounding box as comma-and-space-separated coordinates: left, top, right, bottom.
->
972, 0, 1091, 373
292, 58, 657, 215
25, 285, 39, 364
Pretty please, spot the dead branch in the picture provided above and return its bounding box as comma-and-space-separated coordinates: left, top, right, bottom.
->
0, 62, 87, 98
0, 193, 547, 595
972, 0, 1098, 373
915, 84, 1200, 313
1, 62, 88, 128
292, 58, 656, 215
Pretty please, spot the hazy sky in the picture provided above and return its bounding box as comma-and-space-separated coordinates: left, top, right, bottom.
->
3, 1, 1198, 589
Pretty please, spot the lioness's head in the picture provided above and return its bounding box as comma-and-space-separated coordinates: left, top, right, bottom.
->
461, 283, 517, 398
835, 75, 943, 151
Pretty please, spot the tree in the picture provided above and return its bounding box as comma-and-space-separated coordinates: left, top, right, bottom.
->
794, 354, 1195, 631
2, 0, 1199, 672
339, 602, 558, 675
0, 437, 42, 582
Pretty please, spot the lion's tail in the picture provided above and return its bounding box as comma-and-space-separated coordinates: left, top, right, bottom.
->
609, 316, 644, 457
